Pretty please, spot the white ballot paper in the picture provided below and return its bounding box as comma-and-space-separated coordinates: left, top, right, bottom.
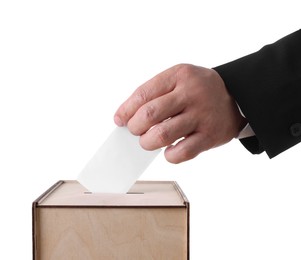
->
78, 127, 161, 193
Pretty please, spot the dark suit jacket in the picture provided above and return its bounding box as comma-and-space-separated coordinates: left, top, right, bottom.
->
214, 29, 301, 158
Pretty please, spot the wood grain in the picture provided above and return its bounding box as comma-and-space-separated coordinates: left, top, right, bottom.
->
36, 207, 188, 260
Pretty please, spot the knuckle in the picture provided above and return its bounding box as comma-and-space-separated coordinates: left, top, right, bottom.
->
176, 63, 195, 77
155, 126, 169, 145
134, 88, 148, 105
142, 105, 156, 122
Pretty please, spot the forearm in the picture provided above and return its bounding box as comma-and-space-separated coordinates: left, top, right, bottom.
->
214, 29, 301, 157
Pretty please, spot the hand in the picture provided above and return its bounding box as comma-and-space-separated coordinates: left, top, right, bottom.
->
114, 64, 247, 163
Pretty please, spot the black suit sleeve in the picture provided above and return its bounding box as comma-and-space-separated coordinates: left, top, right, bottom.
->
213, 29, 301, 158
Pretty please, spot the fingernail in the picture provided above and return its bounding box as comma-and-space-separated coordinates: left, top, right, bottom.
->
114, 116, 124, 127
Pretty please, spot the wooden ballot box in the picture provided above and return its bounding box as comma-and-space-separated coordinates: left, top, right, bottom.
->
32, 180, 189, 260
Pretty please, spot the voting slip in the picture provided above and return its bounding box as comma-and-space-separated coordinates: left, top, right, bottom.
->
77, 127, 160, 193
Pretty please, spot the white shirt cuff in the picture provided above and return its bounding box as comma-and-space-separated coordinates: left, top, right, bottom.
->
235, 102, 255, 139
237, 123, 255, 139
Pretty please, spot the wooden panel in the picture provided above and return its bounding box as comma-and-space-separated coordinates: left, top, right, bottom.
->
36, 207, 188, 260
38, 180, 187, 207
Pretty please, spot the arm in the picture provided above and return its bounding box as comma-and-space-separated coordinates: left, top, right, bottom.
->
214, 29, 301, 158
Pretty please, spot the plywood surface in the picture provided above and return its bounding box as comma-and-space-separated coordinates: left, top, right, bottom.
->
36, 207, 188, 260
37, 180, 188, 207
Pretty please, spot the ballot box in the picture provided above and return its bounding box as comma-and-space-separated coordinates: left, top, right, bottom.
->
32, 180, 190, 260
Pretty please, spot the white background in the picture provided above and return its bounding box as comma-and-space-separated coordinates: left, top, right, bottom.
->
0, 0, 300, 259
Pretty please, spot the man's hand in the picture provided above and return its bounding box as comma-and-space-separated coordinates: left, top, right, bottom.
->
114, 64, 247, 163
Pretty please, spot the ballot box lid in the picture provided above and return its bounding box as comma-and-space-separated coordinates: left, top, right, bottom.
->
33, 180, 189, 207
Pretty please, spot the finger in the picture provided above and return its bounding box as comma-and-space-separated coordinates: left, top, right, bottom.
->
127, 90, 185, 135
164, 133, 211, 164
114, 66, 178, 126
139, 112, 197, 150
